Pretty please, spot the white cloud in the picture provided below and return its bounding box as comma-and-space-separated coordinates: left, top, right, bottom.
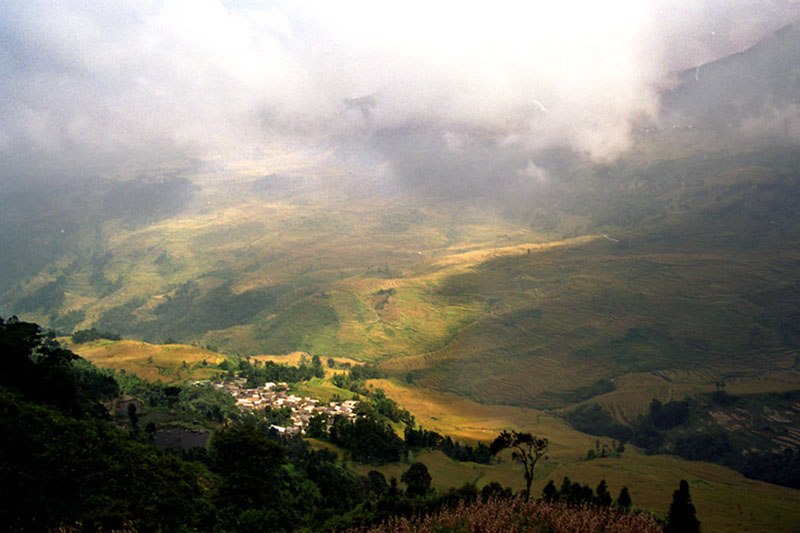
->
0, 0, 796, 182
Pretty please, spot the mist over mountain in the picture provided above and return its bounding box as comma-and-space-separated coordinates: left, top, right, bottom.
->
663, 22, 800, 140
1, 0, 797, 188
2, 4, 800, 325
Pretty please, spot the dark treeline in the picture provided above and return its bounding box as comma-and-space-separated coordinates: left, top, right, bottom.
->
71, 327, 122, 343
306, 412, 495, 466
404, 426, 493, 464
540, 476, 700, 532
305, 388, 492, 465
541, 476, 631, 509
566, 399, 689, 449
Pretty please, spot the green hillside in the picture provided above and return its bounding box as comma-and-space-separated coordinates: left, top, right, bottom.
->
5, 144, 800, 411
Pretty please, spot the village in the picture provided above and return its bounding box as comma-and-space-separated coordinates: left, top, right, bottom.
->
209, 378, 359, 435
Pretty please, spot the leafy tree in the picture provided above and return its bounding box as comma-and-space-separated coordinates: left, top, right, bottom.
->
490, 430, 548, 501
263, 405, 292, 426
301, 449, 361, 513
178, 383, 238, 423
579, 483, 594, 504
665, 480, 701, 533
616, 486, 632, 509
401, 462, 432, 498
367, 470, 388, 496
311, 354, 324, 378
0, 316, 109, 417
328, 413, 407, 463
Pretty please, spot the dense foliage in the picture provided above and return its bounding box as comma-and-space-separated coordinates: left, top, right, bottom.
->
328, 413, 408, 464
114, 370, 241, 424
0, 316, 118, 417
0, 317, 211, 530
71, 327, 122, 344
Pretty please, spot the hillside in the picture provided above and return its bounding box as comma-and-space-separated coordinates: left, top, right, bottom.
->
73, 339, 225, 383
66, 338, 800, 531
11, 143, 799, 410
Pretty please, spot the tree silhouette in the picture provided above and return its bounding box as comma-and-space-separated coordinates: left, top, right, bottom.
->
490, 430, 548, 501
401, 462, 432, 498
665, 479, 700, 533
542, 479, 558, 502
616, 486, 632, 509
595, 479, 612, 507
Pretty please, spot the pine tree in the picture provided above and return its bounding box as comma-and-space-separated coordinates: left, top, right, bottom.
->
595, 479, 612, 507
616, 486, 632, 509
665, 479, 701, 533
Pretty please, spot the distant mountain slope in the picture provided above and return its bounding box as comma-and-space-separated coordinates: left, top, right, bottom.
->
664, 22, 800, 130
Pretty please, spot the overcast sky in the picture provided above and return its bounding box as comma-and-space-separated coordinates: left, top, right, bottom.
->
1, 0, 798, 184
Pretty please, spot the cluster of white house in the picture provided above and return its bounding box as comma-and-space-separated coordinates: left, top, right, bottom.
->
208, 378, 359, 434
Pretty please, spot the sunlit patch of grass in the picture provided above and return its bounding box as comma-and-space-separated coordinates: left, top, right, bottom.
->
292, 377, 355, 403
74, 340, 224, 383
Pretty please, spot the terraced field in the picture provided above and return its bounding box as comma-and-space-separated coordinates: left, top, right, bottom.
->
74, 339, 225, 383
369, 236, 800, 410
355, 380, 800, 532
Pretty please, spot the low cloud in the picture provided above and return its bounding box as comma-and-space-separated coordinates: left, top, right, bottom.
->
0, 0, 797, 186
